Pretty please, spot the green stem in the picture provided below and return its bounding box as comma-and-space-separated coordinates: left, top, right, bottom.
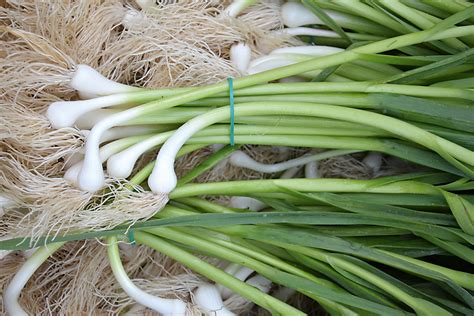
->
380, 0, 469, 51
135, 230, 306, 316
115, 25, 474, 121
170, 178, 439, 199
288, 246, 450, 315
169, 102, 474, 168
227, 82, 474, 100
185, 135, 464, 176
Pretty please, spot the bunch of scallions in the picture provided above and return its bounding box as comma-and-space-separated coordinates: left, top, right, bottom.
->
1, 0, 474, 315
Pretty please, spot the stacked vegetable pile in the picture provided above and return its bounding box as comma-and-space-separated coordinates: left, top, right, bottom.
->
1, 0, 474, 315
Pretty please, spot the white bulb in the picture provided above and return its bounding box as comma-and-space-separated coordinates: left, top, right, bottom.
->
230, 42, 252, 73
363, 152, 383, 174
281, 2, 322, 27
304, 161, 319, 178
194, 284, 235, 316
107, 149, 141, 179
229, 196, 266, 211
70, 65, 137, 97
148, 161, 177, 194
47, 95, 129, 129
135, 0, 155, 10
225, 0, 254, 18
77, 151, 105, 192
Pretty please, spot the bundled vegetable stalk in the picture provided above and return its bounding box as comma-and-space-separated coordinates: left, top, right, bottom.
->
1, 0, 474, 315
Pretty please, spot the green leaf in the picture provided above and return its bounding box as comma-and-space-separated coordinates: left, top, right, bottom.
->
370, 94, 474, 133
383, 48, 474, 84
177, 145, 239, 186
302, 192, 457, 226
290, 251, 398, 308
3, 208, 473, 251
417, 233, 474, 264
441, 190, 474, 235
229, 226, 474, 307
302, 0, 352, 45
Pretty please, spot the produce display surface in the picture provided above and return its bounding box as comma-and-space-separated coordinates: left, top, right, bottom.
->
0, 0, 473, 315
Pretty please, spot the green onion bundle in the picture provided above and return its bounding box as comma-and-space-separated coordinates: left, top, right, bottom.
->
1, 0, 474, 315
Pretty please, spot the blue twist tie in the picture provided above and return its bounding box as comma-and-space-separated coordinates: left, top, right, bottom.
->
227, 77, 235, 146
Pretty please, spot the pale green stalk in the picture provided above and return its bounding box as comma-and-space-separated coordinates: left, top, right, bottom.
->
135, 230, 306, 315
161, 102, 474, 166
170, 178, 439, 199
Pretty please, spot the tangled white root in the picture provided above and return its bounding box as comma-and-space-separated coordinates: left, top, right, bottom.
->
0, 28, 75, 99
0, 156, 168, 244
1, 102, 84, 175
319, 154, 373, 179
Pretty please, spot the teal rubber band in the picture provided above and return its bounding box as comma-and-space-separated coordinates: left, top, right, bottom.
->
128, 229, 136, 246
227, 77, 235, 146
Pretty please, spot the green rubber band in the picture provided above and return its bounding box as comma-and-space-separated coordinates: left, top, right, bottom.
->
128, 229, 136, 246
227, 77, 235, 146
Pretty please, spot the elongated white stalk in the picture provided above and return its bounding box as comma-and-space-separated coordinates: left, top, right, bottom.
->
247, 57, 299, 75
225, 0, 257, 17
107, 131, 173, 179
149, 115, 219, 194
276, 27, 384, 41
78, 108, 144, 192
363, 152, 383, 174
229, 149, 357, 173
75, 109, 120, 129
4, 243, 63, 316
108, 236, 187, 315
281, 2, 366, 29
281, 2, 324, 27
248, 46, 341, 75
69, 65, 141, 97
47, 94, 132, 129
100, 126, 163, 144
65, 133, 150, 184
281, 27, 340, 38
219, 264, 254, 299
229, 196, 266, 211
230, 42, 252, 73
273, 287, 296, 302
71, 65, 139, 99
271, 46, 344, 55
245, 275, 272, 293
194, 284, 235, 316
280, 166, 302, 178
305, 161, 319, 178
